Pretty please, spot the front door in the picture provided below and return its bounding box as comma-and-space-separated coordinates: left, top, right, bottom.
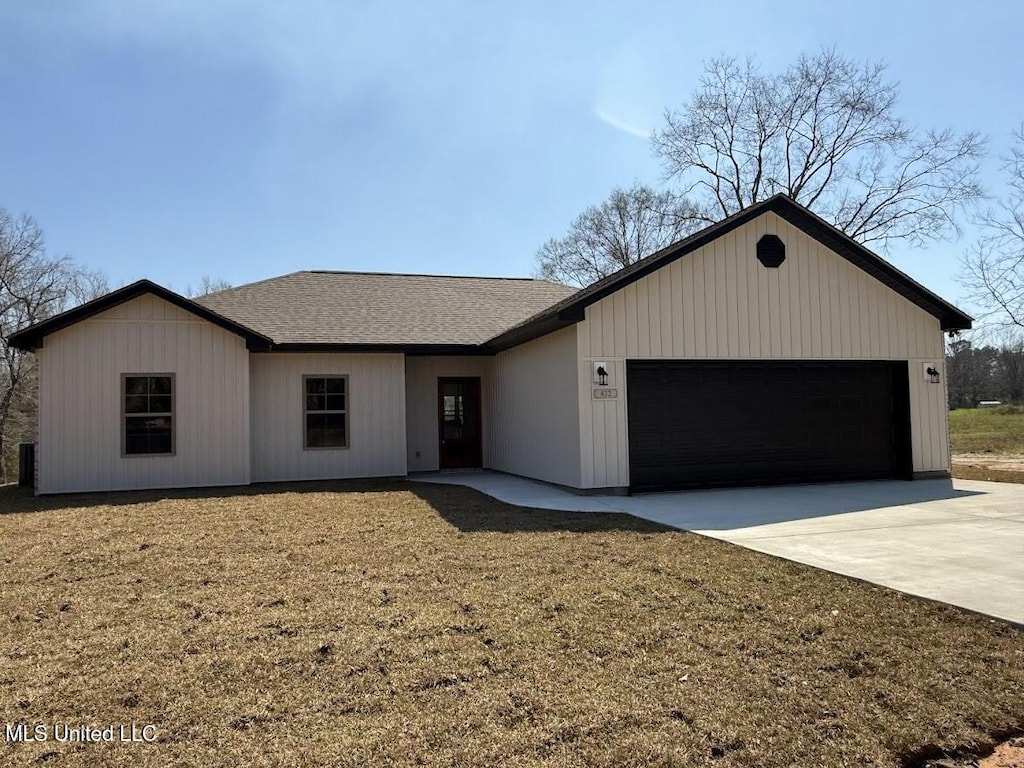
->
438, 377, 482, 469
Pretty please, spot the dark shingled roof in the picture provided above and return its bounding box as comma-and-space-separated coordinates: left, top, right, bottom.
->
194, 271, 578, 348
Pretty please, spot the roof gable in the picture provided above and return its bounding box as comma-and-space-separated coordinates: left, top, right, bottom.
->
484, 195, 972, 351
7, 280, 274, 352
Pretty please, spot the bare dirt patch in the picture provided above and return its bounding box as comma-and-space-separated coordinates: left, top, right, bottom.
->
952, 454, 1024, 483
921, 735, 1024, 767
1, 481, 1022, 767
953, 453, 1024, 472
982, 737, 1024, 768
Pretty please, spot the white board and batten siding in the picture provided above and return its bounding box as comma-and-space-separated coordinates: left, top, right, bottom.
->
37, 294, 250, 493
485, 326, 582, 488
577, 211, 950, 489
405, 356, 490, 472
249, 353, 406, 482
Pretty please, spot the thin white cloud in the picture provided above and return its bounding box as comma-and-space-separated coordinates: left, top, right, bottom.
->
594, 108, 650, 140
9, 1, 467, 110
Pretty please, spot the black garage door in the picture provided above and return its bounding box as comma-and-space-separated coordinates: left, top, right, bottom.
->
626, 361, 912, 492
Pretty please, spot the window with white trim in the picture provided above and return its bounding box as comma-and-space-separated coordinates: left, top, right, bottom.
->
304, 375, 348, 448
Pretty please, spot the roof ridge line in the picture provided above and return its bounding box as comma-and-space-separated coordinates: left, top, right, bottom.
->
299, 270, 555, 282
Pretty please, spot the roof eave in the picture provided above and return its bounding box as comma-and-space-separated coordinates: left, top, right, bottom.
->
483, 309, 580, 353
7, 280, 274, 352
264, 342, 491, 355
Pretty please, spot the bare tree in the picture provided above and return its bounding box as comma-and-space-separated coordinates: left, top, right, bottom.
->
535, 184, 703, 287
960, 126, 1024, 329
188, 275, 232, 297
1, 209, 107, 482
653, 49, 985, 248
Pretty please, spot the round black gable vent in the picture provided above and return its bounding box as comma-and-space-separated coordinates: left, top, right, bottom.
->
756, 234, 786, 268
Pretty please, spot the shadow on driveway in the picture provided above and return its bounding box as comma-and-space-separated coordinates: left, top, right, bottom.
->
410, 472, 992, 531
623, 480, 988, 532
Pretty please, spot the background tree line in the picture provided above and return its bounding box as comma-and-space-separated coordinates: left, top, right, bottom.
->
946, 336, 1024, 409
0, 210, 228, 482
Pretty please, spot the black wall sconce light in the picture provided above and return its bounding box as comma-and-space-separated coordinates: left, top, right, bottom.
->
593, 362, 609, 386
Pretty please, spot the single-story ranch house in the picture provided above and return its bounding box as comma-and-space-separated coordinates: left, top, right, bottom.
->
9, 195, 972, 495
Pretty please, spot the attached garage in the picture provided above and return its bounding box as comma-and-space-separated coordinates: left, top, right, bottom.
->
483, 194, 976, 493
626, 360, 912, 492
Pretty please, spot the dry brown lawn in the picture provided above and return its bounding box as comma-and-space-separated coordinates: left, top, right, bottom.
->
1, 480, 1022, 767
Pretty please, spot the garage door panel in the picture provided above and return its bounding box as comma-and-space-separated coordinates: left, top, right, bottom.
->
626, 360, 911, 491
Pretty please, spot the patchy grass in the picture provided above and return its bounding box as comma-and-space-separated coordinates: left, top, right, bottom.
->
1, 481, 1022, 767
949, 407, 1024, 455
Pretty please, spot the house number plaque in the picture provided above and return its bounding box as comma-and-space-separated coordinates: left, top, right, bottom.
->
592, 387, 618, 400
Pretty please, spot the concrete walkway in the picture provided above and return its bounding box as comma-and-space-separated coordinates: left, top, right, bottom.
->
413, 471, 1024, 624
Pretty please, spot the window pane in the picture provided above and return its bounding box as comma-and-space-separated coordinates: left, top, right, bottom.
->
125, 416, 172, 455
125, 434, 148, 454
306, 394, 325, 412
125, 377, 148, 396
305, 377, 326, 395
144, 416, 172, 432
326, 377, 345, 394
150, 376, 172, 395
322, 413, 346, 445
125, 417, 142, 435
148, 429, 173, 454
125, 395, 148, 414
326, 393, 345, 411
149, 395, 172, 414
306, 413, 325, 447
306, 413, 346, 448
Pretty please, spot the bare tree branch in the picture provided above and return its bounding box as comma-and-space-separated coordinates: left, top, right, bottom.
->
960, 126, 1024, 331
534, 185, 704, 287
652, 48, 984, 249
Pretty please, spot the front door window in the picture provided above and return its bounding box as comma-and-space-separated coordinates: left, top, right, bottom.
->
438, 377, 482, 469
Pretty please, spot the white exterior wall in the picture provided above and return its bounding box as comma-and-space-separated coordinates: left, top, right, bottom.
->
576, 211, 949, 488
36, 294, 251, 493
485, 326, 581, 487
405, 356, 490, 472
249, 353, 406, 482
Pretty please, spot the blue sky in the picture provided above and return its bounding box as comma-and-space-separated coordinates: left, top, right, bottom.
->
1, 1, 1021, 307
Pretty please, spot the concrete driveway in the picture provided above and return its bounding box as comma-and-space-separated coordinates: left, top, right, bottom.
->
414, 472, 1024, 624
